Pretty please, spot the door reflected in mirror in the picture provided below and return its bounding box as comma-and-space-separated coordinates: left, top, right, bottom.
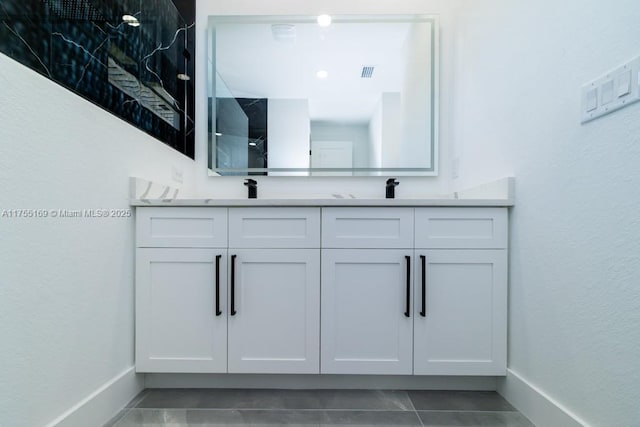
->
207, 15, 439, 176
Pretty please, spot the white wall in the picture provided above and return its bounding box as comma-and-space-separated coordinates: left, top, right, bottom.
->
0, 55, 196, 426
268, 98, 311, 176
453, 1, 640, 426
196, 0, 463, 198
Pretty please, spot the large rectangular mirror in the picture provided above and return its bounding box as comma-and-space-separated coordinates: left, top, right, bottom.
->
207, 15, 439, 176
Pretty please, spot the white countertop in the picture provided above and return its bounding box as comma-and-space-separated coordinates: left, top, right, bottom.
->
129, 177, 515, 207
130, 197, 513, 207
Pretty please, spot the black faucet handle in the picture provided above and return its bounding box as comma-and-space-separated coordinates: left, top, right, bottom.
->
385, 178, 399, 199
244, 179, 257, 199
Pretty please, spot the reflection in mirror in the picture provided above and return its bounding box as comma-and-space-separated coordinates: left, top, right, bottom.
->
207, 15, 438, 176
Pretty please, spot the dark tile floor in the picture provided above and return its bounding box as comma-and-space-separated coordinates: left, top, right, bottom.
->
106, 389, 535, 426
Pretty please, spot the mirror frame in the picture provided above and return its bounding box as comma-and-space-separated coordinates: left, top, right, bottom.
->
207, 14, 440, 177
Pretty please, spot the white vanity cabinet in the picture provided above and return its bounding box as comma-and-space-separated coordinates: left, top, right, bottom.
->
321, 207, 508, 376
413, 208, 508, 375
135, 207, 321, 374
134, 204, 508, 377
227, 208, 321, 374
135, 208, 228, 373
320, 208, 414, 375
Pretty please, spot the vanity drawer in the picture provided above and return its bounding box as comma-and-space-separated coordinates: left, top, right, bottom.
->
415, 208, 507, 249
229, 208, 320, 248
136, 207, 228, 248
322, 208, 414, 248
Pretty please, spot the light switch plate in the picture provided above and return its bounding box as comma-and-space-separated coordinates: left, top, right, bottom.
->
601, 80, 615, 105
617, 70, 632, 97
581, 55, 640, 124
586, 88, 598, 112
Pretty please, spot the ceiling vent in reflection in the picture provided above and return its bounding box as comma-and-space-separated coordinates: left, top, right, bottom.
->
43, 0, 104, 20
361, 66, 375, 78
271, 24, 296, 43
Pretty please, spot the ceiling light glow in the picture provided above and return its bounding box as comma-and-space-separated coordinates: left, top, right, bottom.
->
122, 14, 140, 27
316, 70, 329, 79
317, 14, 332, 27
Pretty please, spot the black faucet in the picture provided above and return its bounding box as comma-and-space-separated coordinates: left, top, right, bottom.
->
386, 178, 399, 199
244, 179, 257, 199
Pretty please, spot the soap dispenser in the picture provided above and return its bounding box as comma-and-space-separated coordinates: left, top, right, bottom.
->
244, 179, 257, 199
385, 178, 399, 199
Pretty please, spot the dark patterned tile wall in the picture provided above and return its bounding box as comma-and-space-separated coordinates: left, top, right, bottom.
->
0, 0, 195, 158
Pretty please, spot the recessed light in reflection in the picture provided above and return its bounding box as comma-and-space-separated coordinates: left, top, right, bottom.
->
215, 132, 222, 136
316, 70, 329, 79
177, 73, 191, 81
249, 142, 257, 147
122, 14, 140, 27
317, 14, 332, 27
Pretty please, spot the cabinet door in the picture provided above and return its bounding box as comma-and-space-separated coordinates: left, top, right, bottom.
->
321, 249, 414, 375
136, 249, 227, 373
413, 250, 507, 375
227, 249, 320, 374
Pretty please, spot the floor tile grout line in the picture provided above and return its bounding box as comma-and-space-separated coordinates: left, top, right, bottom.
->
130, 407, 418, 412
405, 391, 425, 427
127, 407, 523, 413
404, 390, 418, 412
414, 409, 523, 414
113, 409, 535, 427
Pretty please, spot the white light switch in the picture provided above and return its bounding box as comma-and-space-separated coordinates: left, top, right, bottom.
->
582, 55, 640, 124
618, 70, 631, 97
601, 80, 615, 105
586, 88, 598, 112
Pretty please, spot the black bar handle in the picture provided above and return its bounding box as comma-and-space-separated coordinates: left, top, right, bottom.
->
420, 255, 427, 317
404, 255, 411, 318
215, 255, 222, 316
230, 255, 237, 316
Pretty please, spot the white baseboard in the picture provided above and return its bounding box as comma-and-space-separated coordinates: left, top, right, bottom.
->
42, 366, 591, 426
47, 367, 144, 427
144, 373, 498, 390
497, 369, 587, 427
